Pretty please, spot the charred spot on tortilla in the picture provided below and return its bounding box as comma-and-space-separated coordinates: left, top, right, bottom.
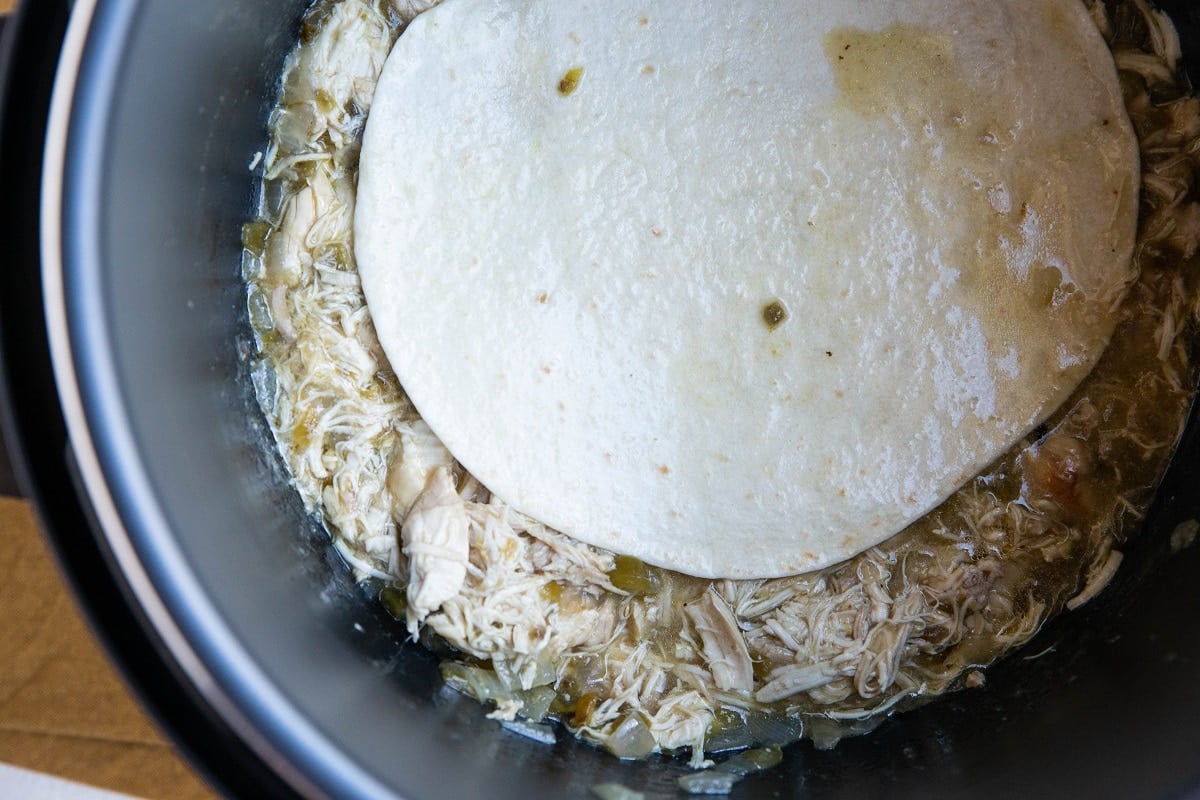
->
762, 300, 788, 332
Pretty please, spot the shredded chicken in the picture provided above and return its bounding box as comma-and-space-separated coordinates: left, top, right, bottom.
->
245, 0, 1200, 766
1066, 549, 1124, 611
390, 0, 443, 19
685, 588, 754, 693
389, 420, 456, 517
402, 467, 470, 633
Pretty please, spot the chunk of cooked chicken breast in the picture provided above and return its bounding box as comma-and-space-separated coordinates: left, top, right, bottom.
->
401, 466, 469, 634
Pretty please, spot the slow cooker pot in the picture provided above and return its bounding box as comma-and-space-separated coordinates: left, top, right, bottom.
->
2, 1, 1200, 798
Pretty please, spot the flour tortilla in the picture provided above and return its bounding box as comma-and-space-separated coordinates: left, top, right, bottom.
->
354, 0, 1139, 579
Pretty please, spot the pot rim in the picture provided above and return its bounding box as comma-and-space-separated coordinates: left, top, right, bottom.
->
38, 2, 386, 797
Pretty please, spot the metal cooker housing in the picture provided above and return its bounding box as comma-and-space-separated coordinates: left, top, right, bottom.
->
2, 1, 1200, 797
